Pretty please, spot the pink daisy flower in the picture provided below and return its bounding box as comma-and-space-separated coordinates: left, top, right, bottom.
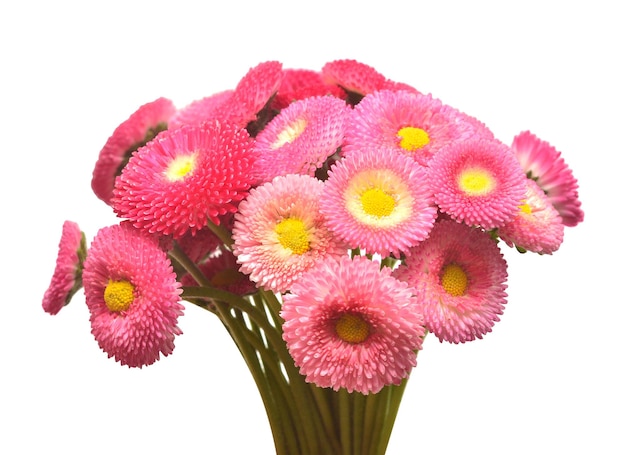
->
112, 121, 257, 238
511, 130, 584, 226
232, 173, 347, 293
171, 226, 222, 264
281, 255, 425, 394
320, 147, 438, 257
42, 221, 86, 315
498, 179, 565, 254
91, 97, 176, 205
252, 95, 351, 184
271, 68, 346, 110
82, 223, 184, 368
394, 219, 508, 344
429, 138, 527, 230
180, 249, 256, 296
343, 90, 488, 167
168, 90, 234, 130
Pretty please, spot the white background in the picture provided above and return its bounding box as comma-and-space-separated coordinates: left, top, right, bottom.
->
2, 1, 623, 453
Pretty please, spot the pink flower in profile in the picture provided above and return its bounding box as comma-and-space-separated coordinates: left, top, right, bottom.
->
511, 130, 584, 227
253, 95, 351, 184
82, 223, 184, 368
42, 221, 86, 315
232, 174, 347, 293
112, 121, 257, 238
498, 179, 565, 254
180, 249, 256, 296
271, 68, 346, 110
91, 97, 176, 205
281, 255, 425, 394
168, 90, 234, 130
343, 90, 488, 166
429, 138, 527, 230
394, 219, 508, 344
321, 147, 437, 257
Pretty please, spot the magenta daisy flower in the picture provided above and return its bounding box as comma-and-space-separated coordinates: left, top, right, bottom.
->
511, 130, 584, 227
394, 219, 508, 344
180, 249, 256, 296
343, 90, 488, 167
428, 138, 527, 230
271, 68, 346, 110
112, 121, 257, 238
42, 221, 86, 315
281, 255, 425, 394
168, 90, 234, 130
82, 223, 183, 367
91, 97, 176, 205
232, 173, 347, 293
320, 147, 437, 257
252, 95, 351, 184
498, 179, 565, 254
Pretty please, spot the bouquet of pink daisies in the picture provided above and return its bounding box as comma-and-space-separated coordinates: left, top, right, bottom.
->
42, 59, 584, 455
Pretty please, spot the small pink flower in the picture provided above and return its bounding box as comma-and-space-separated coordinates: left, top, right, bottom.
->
271, 68, 346, 111
429, 138, 527, 230
394, 219, 508, 344
91, 98, 176, 205
112, 121, 257, 238
232, 174, 347, 293
511, 130, 584, 226
168, 90, 234, 130
321, 147, 437, 257
42, 221, 86, 315
281, 255, 425, 394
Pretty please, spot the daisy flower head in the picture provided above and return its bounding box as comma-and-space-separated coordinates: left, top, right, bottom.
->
320, 146, 438, 257
253, 95, 351, 184
82, 223, 184, 368
112, 121, 257, 238
91, 97, 176, 205
271, 68, 346, 111
168, 90, 234, 130
281, 255, 425, 394
511, 130, 584, 226
42, 221, 86, 315
394, 219, 508, 344
498, 179, 565, 254
232, 173, 347, 294
429, 138, 527, 230
344, 90, 485, 167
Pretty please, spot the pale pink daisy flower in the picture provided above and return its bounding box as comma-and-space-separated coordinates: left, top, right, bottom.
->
511, 130, 584, 226
180, 249, 256, 296
91, 97, 176, 205
112, 121, 257, 238
281, 255, 425, 394
498, 179, 565, 254
343, 90, 487, 166
320, 147, 438, 257
232, 174, 347, 293
394, 219, 508, 344
253, 95, 351, 184
82, 223, 184, 368
42, 221, 86, 315
168, 90, 234, 130
429, 138, 527, 230
271, 68, 346, 110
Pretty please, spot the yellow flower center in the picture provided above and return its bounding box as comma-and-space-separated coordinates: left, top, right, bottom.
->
166, 153, 197, 181
335, 313, 370, 344
210, 269, 241, 288
103, 279, 135, 312
271, 118, 307, 149
458, 168, 495, 196
397, 126, 430, 151
360, 188, 396, 218
440, 264, 468, 297
519, 200, 533, 214
275, 218, 310, 254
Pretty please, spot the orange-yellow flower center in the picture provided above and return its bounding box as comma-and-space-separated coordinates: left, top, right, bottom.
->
440, 264, 468, 297
360, 188, 396, 217
104, 279, 135, 312
335, 313, 370, 344
275, 218, 310, 254
166, 153, 197, 181
397, 126, 430, 151
458, 168, 495, 196
271, 118, 307, 149
519, 200, 533, 214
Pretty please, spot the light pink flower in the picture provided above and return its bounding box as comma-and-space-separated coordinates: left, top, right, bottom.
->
82, 223, 184, 368
281, 255, 425, 394
321, 147, 437, 257
394, 219, 508, 343
42, 221, 86, 315
511, 130, 584, 226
